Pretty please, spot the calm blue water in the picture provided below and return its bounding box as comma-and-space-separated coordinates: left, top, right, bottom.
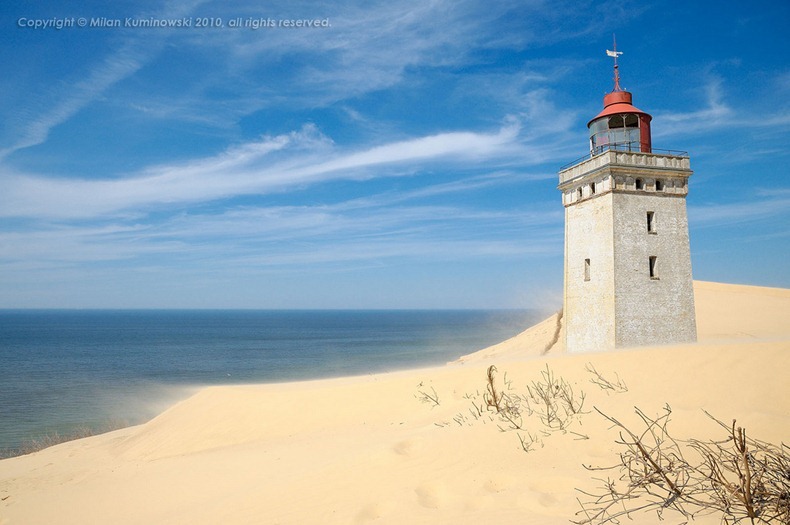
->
0, 309, 539, 453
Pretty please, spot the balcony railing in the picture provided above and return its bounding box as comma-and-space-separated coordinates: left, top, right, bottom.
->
559, 143, 689, 171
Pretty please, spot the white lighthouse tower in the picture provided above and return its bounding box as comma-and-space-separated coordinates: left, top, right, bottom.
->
558, 42, 697, 352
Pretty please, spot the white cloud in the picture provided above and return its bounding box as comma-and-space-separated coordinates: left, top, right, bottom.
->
0, 54, 144, 159
0, 169, 562, 273
0, 120, 530, 220
654, 71, 790, 139
113, 0, 592, 129
653, 76, 734, 137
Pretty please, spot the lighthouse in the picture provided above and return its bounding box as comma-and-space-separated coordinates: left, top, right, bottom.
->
558, 41, 697, 352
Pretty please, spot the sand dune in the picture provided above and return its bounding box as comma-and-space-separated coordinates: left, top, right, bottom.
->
1, 281, 788, 524
455, 280, 790, 364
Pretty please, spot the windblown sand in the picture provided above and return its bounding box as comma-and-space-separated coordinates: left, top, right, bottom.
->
1, 281, 788, 524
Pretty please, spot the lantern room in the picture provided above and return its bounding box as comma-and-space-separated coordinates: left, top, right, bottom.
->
587, 39, 652, 154
588, 90, 652, 154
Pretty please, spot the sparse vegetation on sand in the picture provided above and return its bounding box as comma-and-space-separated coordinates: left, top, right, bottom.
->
575, 405, 789, 525
584, 362, 628, 394
419, 362, 789, 524
430, 364, 592, 449
414, 382, 440, 408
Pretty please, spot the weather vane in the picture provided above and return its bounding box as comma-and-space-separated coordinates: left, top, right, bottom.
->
606, 34, 623, 92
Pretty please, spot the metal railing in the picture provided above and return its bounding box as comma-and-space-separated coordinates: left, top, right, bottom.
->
559, 143, 689, 171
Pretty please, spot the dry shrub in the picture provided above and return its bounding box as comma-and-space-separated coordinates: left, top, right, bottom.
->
427, 365, 589, 448
575, 405, 789, 525
484, 365, 524, 430
441, 365, 589, 446
415, 382, 440, 407
526, 364, 586, 431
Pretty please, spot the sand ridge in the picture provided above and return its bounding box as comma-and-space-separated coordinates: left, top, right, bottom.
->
1, 281, 788, 524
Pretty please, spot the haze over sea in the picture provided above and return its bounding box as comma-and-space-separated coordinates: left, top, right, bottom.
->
0, 309, 539, 453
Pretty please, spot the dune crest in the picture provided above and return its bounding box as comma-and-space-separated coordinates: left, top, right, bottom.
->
455, 280, 790, 365
452, 309, 564, 364
693, 280, 790, 341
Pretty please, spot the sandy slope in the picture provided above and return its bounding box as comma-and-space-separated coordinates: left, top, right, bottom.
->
454, 280, 790, 363
1, 281, 788, 525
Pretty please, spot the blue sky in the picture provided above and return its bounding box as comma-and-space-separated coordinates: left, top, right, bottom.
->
1, 0, 788, 309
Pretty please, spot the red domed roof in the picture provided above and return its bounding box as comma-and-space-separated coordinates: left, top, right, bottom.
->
587, 90, 652, 127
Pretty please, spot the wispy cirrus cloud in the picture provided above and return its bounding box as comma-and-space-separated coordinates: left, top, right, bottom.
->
0, 52, 146, 159
0, 119, 533, 219
0, 0, 211, 160
0, 187, 561, 272
689, 196, 790, 227
654, 71, 790, 139
114, 0, 609, 131
102, 1, 529, 132
652, 76, 734, 137
1, 0, 592, 172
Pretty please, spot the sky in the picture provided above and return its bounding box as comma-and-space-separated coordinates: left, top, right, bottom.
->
1, 0, 788, 309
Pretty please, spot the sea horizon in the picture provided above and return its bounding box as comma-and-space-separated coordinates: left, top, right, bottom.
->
0, 308, 544, 454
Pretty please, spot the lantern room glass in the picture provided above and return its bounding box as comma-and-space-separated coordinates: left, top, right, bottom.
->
589, 114, 642, 154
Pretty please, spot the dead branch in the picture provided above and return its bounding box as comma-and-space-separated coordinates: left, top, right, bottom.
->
585, 363, 628, 394
526, 365, 585, 431
518, 431, 543, 453
484, 365, 504, 413
415, 385, 440, 407
575, 406, 789, 525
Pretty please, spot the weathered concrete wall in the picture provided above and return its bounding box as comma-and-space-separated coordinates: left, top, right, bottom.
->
612, 192, 697, 346
564, 193, 616, 352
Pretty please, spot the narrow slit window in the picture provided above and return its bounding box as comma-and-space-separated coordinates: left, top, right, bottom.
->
647, 211, 656, 233
584, 258, 591, 281
635, 178, 644, 190
590, 182, 596, 195
649, 256, 658, 279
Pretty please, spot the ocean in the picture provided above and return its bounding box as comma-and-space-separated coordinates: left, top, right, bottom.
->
0, 309, 540, 454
